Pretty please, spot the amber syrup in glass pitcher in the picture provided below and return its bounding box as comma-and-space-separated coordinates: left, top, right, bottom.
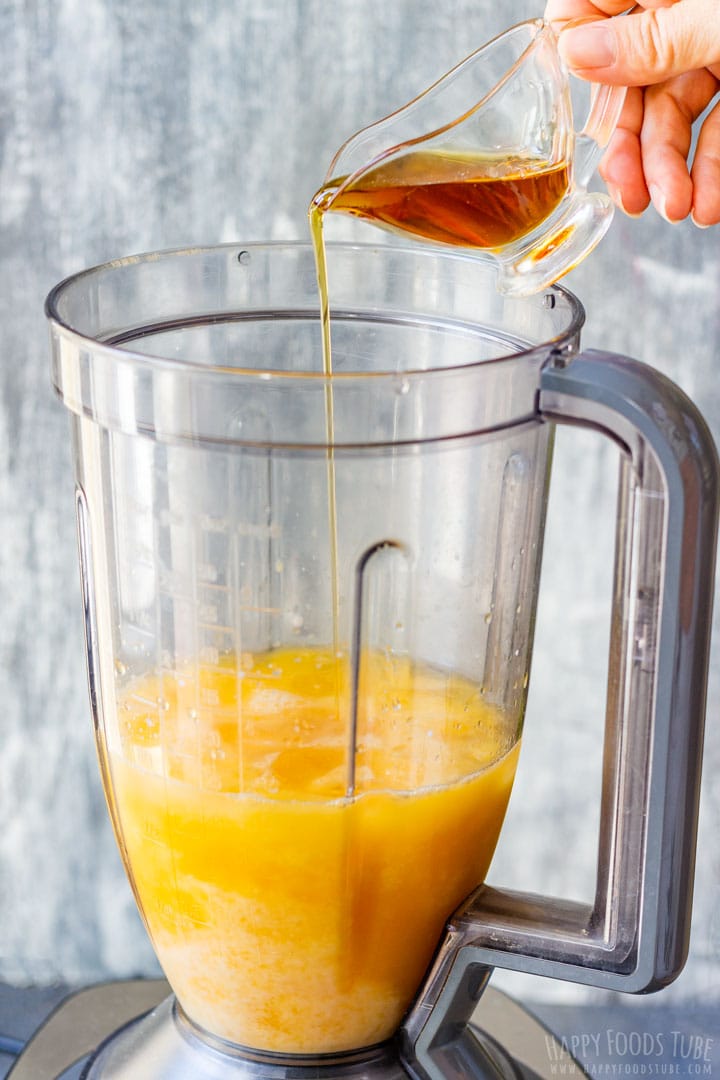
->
309, 17, 626, 321
311, 151, 570, 253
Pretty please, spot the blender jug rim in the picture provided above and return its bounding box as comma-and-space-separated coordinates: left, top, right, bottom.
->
45, 240, 585, 383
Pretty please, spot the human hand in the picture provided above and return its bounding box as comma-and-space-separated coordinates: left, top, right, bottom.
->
544, 0, 720, 226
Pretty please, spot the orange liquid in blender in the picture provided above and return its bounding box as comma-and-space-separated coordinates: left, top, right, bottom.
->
108, 647, 520, 1054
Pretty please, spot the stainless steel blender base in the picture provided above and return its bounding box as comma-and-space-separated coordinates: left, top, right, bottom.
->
84, 996, 409, 1079
64, 983, 582, 1080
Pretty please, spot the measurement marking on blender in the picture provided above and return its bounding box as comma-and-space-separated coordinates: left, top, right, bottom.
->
140, 821, 163, 842
237, 522, 281, 539
198, 603, 219, 623
199, 515, 230, 533
204, 620, 234, 640
127, 692, 164, 709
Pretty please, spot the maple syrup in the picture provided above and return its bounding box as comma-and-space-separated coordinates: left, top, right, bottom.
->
307, 149, 569, 704
309, 149, 570, 369
311, 150, 570, 253
307, 195, 342, 686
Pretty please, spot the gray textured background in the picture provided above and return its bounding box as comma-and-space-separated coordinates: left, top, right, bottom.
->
0, 0, 718, 1018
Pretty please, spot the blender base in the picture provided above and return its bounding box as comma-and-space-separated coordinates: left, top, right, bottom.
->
66, 983, 582, 1080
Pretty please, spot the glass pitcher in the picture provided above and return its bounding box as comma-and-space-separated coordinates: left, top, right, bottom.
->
312, 19, 626, 296
46, 242, 718, 1079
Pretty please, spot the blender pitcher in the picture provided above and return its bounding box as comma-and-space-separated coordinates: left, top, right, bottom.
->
46, 242, 718, 1080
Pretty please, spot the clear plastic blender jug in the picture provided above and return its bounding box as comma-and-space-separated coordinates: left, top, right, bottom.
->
46, 242, 718, 1079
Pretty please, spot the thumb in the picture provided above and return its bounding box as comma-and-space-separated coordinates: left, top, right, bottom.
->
557, 0, 720, 85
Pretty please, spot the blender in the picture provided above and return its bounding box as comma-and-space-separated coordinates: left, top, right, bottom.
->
45, 241, 718, 1079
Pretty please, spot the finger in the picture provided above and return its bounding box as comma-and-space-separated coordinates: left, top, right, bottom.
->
545, 0, 677, 25
548, 0, 673, 19
545, 0, 608, 23
598, 86, 651, 212
690, 97, 720, 225
640, 80, 694, 219
639, 70, 717, 219
557, 0, 720, 85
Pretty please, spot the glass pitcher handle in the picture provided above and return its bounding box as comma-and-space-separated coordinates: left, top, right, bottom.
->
400, 349, 719, 1080
557, 13, 629, 189
575, 81, 627, 188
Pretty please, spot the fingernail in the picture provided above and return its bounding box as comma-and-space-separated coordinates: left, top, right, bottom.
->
559, 23, 617, 70
606, 183, 623, 209
649, 184, 680, 224
691, 210, 712, 229
606, 183, 644, 219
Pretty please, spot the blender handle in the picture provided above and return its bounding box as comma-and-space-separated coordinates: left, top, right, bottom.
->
401, 349, 719, 1080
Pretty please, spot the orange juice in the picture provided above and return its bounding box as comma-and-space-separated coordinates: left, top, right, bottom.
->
108, 647, 520, 1054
